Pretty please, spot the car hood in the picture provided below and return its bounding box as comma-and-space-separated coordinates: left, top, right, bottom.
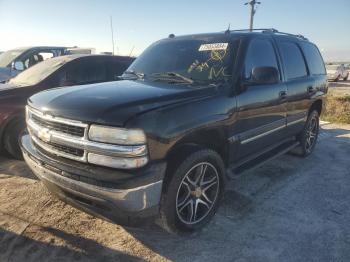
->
28, 80, 219, 126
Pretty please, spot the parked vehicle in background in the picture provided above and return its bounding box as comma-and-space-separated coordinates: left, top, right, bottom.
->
326, 64, 349, 81
0, 46, 67, 82
21, 29, 327, 233
0, 54, 134, 159
0, 46, 98, 82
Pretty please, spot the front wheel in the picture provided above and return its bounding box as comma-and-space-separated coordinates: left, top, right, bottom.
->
159, 149, 225, 234
296, 110, 320, 157
4, 120, 25, 160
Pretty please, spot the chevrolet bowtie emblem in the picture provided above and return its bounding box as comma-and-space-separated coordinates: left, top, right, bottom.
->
38, 128, 51, 143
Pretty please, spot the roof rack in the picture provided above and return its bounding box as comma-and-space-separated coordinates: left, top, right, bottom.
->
228, 28, 309, 41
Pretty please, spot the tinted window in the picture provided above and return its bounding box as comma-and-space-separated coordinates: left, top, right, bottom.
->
57, 60, 107, 86
301, 43, 325, 75
244, 39, 279, 79
279, 42, 307, 80
108, 59, 134, 80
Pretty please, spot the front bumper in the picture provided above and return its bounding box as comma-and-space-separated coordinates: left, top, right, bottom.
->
21, 134, 166, 225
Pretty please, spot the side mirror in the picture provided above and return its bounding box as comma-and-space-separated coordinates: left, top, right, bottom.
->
250, 66, 279, 85
12, 61, 25, 71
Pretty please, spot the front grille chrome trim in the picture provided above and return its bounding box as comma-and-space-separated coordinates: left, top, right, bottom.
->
28, 106, 88, 129
26, 106, 148, 165
31, 134, 87, 162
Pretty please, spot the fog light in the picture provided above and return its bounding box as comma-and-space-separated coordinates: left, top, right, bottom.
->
87, 153, 148, 169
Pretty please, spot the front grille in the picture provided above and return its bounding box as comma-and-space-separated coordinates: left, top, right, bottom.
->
26, 106, 147, 168
27, 107, 88, 161
33, 138, 84, 157
32, 114, 85, 137
47, 142, 84, 157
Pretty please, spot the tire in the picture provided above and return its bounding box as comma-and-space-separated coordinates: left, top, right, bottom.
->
159, 149, 225, 234
4, 120, 25, 160
344, 74, 348, 81
295, 110, 320, 157
334, 76, 339, 82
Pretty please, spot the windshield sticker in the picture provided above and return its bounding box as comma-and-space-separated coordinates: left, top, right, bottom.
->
187, 45, 232, 80
198, 43, 228, 52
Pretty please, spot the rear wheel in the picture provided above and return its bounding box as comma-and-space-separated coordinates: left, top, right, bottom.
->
4, 120, 25, 160
159, 149, 225, 234
344, 74, 348, 81
295, 110, 320, 157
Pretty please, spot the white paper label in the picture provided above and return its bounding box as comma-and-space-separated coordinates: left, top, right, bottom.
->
198, 43, 228, 52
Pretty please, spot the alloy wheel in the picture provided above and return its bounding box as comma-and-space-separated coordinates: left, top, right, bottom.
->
305, 115, 318, 152
176, 162, 220, 225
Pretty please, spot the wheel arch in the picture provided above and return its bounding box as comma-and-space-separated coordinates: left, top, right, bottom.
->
162, 128, 228, 193
309, 99, 323, 116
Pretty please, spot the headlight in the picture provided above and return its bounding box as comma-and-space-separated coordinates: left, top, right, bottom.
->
88, 125, 146, 145
88, 153, 148, 169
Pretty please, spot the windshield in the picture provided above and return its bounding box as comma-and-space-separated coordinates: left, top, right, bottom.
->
126, 38, 236, 85
9, 56, 72, 86
0, 49, 25, 67
326, 65, 339, 70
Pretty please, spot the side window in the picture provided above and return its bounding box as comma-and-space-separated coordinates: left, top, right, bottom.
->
279, 42, 307, 80
22, 51, 55, 69
76, 61, 107, 84
55, 61, 106, 86
301, 43, 326, 75
244, 39, 279, 79
108, 60, 134, 80
38, 51, 55, 61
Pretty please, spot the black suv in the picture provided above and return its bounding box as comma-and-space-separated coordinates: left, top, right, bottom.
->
21, 29, 327, 233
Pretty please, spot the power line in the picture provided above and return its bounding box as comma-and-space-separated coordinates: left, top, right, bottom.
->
244, 0, 261, 31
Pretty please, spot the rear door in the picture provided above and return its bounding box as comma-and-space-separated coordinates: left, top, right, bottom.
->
232, 37, 288, 161
276, 40, 313, 136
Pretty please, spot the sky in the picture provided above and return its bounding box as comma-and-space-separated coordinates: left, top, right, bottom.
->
0, 0, 349, 61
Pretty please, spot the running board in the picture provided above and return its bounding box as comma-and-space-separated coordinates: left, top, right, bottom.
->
228, 140, 300, 177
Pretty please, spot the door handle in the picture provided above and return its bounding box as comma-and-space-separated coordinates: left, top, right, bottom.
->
279, 91, 287, 100
307, 86, 315, 93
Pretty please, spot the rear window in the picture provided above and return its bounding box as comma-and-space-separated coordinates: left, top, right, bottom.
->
301, 43, 326, 75
279, 42, 307, 80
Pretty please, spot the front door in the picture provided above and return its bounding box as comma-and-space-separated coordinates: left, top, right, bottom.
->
229, 37, 288, 162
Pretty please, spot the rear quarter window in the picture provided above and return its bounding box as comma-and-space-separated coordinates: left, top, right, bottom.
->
301, 43, 326, 75
278, 41, 307, 80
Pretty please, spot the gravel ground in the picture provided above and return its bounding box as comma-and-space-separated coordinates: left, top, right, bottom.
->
328, 79, 350, 96
1, 122, 350, 262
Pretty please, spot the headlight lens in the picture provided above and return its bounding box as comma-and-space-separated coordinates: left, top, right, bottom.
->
88, 125, 146, 145
88, 153, 148, 169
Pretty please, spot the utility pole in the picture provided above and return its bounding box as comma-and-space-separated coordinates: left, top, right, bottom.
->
110, 16, 115, 55
244, 0, 261, 31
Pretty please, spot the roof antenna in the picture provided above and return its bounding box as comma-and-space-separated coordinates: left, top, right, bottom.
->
225, 23, 231, 35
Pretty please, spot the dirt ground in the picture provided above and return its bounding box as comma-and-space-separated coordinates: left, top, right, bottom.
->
328, 79, 350, 96
1, 122, 350, 262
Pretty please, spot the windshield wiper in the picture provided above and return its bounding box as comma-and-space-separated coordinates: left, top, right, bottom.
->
120, 70, 145, 80
150, 72, 194, 84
